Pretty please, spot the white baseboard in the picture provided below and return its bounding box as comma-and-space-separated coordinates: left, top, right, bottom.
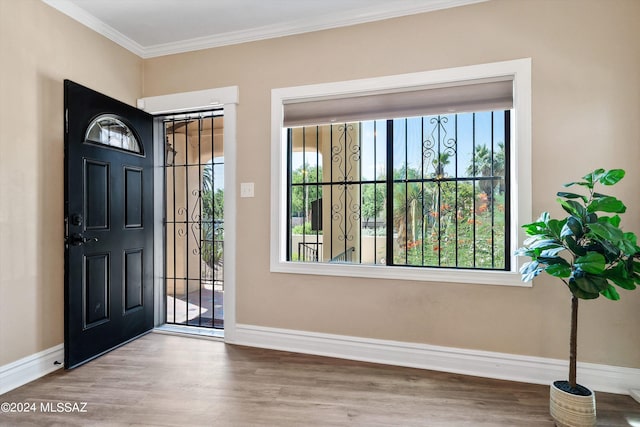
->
0, 344, 64, 395
3, 332, 638, 399
231, 324, 640, 396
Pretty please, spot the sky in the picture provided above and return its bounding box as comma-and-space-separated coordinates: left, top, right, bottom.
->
289, 110, 507, 182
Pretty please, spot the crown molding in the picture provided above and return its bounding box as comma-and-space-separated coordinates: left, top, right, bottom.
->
42, 0, 146, 57
141, 0, 487, 58
42, 0, 487, 59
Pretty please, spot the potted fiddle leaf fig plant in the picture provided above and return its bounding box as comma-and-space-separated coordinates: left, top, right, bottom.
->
515, 168, 639, 427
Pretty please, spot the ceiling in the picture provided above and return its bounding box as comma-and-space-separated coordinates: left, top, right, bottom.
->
43, 0, 485, 58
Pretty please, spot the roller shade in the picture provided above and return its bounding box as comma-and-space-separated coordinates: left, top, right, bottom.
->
283, 78, 513, 127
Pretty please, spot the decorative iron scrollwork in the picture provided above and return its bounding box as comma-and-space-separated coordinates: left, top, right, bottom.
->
423, 116, 457, 179
331, 124, 360, 182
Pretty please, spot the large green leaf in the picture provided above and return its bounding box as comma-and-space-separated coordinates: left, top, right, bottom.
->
520, 260, 538, 274
625, 256, 635, 274
546, 219, 565, 239
537, 212, 551, 223
529, 238, 563, 251
575, 252, 606, 274
587, 196, 626, 214
520, 261, 542, 282
568, 278, 600, 299
621, 232, 640, 256
540, 246, 566, 257
560, 217, 583, 239
546, 263, 572, 278
601, 285, 621, 300
514, 247, 538, 258
538, 255, 570, 265
522, 221, 548, 236
563, 181, 592, 189
574, 272, 609, 293
598, 169, 625, 186
587, 222, 624, 242
599, 240, 621, 263
558, 198, 587, 219
598, 215, 621, 227
557, 191, 587, 203
605, 263, 637, 290
583, 168, 606, 185
523, 235, 540, 246
618, 235, 639, 256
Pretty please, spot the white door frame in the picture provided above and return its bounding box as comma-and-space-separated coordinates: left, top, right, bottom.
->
139, 86, 239, 341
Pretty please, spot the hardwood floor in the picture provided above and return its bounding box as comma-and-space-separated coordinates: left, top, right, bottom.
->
1, 333, 638, 426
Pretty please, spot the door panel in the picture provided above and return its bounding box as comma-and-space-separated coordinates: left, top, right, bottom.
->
64, 80, 154, 368
124, 168, 143, 228
84, 160, 110, 230
84, 253, 110, 327
124, 249, 144, 311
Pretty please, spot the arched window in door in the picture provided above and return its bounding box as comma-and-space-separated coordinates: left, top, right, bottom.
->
85, 114, 143, 154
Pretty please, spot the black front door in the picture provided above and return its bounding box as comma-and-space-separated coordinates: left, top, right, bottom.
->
64, 80, 154, 368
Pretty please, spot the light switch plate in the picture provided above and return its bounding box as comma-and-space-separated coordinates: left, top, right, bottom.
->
240, 182, 254, 198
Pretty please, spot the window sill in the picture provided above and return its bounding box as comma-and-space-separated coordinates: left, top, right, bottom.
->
270, 260, 531, 287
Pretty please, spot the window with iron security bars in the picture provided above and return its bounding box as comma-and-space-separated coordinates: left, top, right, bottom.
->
287, 110, 510, 270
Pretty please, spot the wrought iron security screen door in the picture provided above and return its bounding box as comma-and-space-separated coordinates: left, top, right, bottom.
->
64, 80, 154, 368
163, 110, 224, 329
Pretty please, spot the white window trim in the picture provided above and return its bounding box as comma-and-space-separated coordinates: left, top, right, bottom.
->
270, 59, 531, 287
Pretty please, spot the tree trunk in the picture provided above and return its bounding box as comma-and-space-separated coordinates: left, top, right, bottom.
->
569, 295, 578, 388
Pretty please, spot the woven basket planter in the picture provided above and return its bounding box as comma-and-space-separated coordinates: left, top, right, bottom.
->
550, 381, 596, 427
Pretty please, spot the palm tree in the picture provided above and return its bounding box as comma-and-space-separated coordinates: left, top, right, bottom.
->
466, 143, 505, 200
427, 152, 451, 233
431, 152, 451, 179
393, 181, 423, 249
200, 162, 223, 269
494, 141, 506, 193
202, 161, 213, 193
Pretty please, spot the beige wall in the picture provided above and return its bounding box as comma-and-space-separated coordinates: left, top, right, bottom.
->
0, 0, 143, 365
144, 0, 640, 368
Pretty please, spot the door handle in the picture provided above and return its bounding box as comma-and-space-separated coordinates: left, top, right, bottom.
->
68, 233, 99, 246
